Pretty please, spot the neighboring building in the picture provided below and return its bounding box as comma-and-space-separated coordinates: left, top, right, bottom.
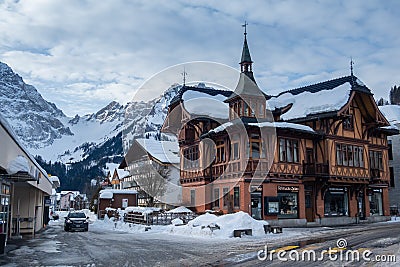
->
161, 30, 398, 226
0, 113, 55, 245
49, 176, 61, 212
59, 191, 75, 210
378, 105, 400, 215
120, 138, 180, 209
97, 189, 138, 218
59, 191, 88, 210
110, 168, 129, 190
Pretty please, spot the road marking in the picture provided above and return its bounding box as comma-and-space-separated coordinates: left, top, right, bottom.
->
296, 245, 322, 253
270, 245, 300, 253
327, 247, 346, 254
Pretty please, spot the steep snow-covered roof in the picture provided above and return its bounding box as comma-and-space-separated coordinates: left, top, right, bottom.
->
182, 88, 229, 119
136, 138, 179, 164
379, 105, 400, 125
183, 97, 229, 119
268, 76, 367, 121
169, 85, 231, 107
116, 169, 129, 179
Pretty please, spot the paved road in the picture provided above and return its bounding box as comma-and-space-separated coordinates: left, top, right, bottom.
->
224, 223, 400, 266
1, 221, 399, 266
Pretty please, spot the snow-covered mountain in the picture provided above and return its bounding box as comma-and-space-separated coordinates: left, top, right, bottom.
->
0, 62, 73, 148
0, 61, 181, 166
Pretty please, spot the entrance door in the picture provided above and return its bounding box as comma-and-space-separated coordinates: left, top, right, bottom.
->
358, 193, 365, 220
251, 192, 262, 220
305, 191, 314, 222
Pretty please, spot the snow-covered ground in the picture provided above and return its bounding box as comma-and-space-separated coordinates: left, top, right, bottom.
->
50, 209, 400, 242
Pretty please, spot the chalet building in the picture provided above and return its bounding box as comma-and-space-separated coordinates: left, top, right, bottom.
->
162, 30, 398, 226
0, 113, 56, 249
378, 105, 400, 215
120, 138, 180, 209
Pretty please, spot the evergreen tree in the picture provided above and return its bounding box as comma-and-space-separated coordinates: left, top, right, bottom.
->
390, 85, 400, 105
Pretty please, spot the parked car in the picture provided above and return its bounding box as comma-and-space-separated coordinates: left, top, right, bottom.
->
64, 211, 89, 232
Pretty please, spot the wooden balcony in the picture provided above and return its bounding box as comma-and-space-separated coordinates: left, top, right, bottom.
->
370, 168, 381, 180
303, 162, 329, 176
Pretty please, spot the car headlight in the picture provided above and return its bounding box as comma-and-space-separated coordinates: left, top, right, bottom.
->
66, 219, 72, 223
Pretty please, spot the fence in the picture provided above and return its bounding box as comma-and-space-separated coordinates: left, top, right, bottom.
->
123, 212, 197, 226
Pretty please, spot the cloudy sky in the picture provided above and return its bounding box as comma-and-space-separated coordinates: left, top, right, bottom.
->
0, 0, 399, 116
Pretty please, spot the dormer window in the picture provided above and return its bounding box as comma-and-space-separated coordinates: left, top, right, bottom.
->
343, 115, 354, 130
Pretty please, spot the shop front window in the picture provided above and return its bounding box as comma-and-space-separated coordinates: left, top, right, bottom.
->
369, 190, 383, 216
233, 187, 240, 207
277, 192, 298, 219
324, 189, 349, 216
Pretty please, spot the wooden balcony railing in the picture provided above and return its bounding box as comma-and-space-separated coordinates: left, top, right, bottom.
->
303, 162, 329, 175
370, 168, 381, 179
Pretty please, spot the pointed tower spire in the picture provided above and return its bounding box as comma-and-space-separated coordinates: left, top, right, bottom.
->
350, 57, 355, 87
240, 21, 255, 82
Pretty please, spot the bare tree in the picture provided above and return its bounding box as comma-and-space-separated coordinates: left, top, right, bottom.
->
133, 162, 171, 207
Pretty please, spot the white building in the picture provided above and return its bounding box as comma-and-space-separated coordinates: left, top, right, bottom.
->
0, 113, 56, 247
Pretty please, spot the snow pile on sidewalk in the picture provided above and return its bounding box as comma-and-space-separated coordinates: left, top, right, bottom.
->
167, 211, 268, 238
124, 206, 161, 215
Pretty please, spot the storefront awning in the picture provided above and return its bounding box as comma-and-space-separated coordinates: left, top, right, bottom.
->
368, 184, 388, 188
0, 171, 37, 182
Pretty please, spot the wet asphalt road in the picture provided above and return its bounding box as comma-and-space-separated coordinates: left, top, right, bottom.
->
1, 221, 400, 266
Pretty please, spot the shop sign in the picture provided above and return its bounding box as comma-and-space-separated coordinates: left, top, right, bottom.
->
122, 199, 128, 208
277, 186, 299, 192
372, 189, 382, 193
329, 187, 346, 192
44, 199, 51, 207
251, 186, 263, 192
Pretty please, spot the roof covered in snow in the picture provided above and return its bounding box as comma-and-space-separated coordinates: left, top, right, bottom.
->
0, 112, 49, 179
249, 121, 316, 133
169, 85, 232, 107
268, 76, 369, 121
136, 138, 179, 164
116, 169, 129, 179
99, 189, 138, 199
379, 105, 400, 125
207, 118, 317, 136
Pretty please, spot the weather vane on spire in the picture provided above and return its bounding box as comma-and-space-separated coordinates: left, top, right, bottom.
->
181, 67, 188, 86
350, 57, 354, 77
242, 21, 248, 35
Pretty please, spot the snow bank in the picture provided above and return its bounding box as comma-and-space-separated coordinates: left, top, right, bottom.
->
171, 218, 184, 225
166, 206, 193, 214
125, 206, 161, 214
169, 211, 268, 238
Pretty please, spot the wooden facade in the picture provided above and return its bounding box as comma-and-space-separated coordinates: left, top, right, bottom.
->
162, 32, 398, 226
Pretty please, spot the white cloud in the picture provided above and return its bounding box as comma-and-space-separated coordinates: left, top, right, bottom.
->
0, 0, 399, 116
